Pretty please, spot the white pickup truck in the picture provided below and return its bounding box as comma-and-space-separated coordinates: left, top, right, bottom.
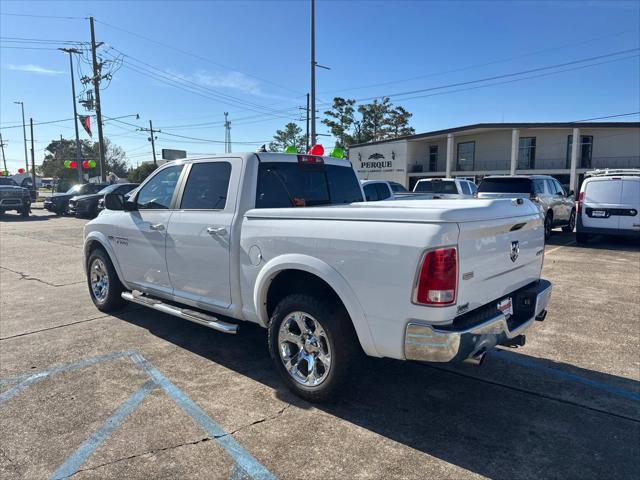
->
83, 152, 551, 401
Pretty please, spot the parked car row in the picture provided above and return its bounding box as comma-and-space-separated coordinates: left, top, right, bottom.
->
363, 169, 639, 242
44, 182, 139, 218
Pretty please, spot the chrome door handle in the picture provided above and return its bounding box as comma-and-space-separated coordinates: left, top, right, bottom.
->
149, 223, 165, 231
207, 226, 227, 236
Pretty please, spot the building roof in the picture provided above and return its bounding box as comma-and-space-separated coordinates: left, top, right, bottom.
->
349, 121, 640, 147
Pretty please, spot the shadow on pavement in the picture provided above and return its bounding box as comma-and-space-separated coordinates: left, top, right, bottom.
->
0, 214, 51, 222
116, 309, 640, 480
547, 230, 640, 252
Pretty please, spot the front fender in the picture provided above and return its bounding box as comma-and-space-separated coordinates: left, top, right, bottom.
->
83, 231, 130, 290
253, 253, 380, 358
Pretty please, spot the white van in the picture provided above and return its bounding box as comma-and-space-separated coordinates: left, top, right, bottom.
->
576, 169, 640, 243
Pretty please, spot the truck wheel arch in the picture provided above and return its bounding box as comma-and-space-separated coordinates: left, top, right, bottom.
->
254, 254, 380, 358
84, 233, 130, 290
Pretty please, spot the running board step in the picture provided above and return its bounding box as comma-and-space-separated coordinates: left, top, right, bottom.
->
121, 291, 238, 334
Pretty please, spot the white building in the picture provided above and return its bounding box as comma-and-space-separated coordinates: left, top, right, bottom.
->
348, 122, 640, 192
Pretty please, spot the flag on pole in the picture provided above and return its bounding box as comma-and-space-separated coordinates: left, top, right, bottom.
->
79, 115, 92, 137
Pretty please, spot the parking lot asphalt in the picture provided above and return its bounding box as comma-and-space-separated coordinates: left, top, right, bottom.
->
1, 208, 639, 480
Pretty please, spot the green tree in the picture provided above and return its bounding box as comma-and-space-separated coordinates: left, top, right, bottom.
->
322, 97, 356, 148
386, 106, 415, 138
128, 162, 157, 183
94, 138, 129, 178
268, 122, 307, 152
358, 97, 392, 142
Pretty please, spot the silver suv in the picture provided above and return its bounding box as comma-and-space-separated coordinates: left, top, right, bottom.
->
477, 175, 575, 239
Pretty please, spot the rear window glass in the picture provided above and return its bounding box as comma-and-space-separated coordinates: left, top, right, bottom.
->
620, 179, 640, 206
388, 182, 408, 193
414, 180, 458, 194
478, 178, 532, 193
585, 179, 622, 204
256, 162, 363, 208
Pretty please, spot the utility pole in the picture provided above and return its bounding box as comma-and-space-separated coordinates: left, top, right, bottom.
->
138, 121, 160, 166
60, 48, 83, 183
298, 94, 311, 152
89, 16, 107, 181
29, 118, 36, 188
310, 0, 316, 146
149, 120, 158, 165
224, 112, 232, 154
0, 133, 7, 173
14, 101, 29, 172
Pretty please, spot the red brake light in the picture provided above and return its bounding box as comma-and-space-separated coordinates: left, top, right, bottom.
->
414, 247, 457, 305
577, 191, 584, 213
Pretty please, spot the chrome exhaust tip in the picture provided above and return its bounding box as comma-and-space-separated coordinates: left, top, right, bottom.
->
463, 352, 486, 366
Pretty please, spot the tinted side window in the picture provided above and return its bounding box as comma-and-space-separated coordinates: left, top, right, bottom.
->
460, 181, 471, 195
533, 180, 545, 195
468, 182, 478, 194
375, 183, 391, 200
552, 180, 565, 195
136, 165, 184, 210
180, 162, 231, 210
363, 184, 378, 201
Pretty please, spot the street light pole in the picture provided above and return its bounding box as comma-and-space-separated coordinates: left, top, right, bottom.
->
59, 48, 84, 183
310, 0, 316, 147
14, 101, 29, 172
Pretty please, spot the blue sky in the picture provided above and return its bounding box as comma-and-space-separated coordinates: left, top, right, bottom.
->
1, 0, 639, 172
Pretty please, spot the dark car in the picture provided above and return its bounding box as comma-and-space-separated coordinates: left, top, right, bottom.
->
97, 186, 138, 213
69, 183, 139, 218
44, 183, 109, 216
0, 177, 31, 217
477, 175, 575, 239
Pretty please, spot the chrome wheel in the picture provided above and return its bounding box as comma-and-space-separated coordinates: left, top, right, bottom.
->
90, 258, 109, 303
277, 311, 331, 387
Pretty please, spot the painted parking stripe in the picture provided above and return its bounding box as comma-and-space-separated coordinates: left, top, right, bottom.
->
130, 352, 277, 480
49, 379, 157, 480
545, 240, 576, 255
493, 350, 640, 402
0, 351, 135, 404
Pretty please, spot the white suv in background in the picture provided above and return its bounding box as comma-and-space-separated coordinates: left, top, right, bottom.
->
412, 178, 477, 198
576, 169, 640, 243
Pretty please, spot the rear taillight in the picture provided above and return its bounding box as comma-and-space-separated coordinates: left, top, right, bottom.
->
577, 191, 584, 214
414, 247, 457, 305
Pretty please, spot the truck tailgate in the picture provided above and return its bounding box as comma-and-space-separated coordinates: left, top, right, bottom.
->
456, 205, 544, 312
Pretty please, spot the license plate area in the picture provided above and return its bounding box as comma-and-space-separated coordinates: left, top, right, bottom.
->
497, 297, 513, 318
591, 210, 607, 218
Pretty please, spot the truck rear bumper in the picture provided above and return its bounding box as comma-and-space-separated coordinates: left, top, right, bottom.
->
404, 279, 551, 363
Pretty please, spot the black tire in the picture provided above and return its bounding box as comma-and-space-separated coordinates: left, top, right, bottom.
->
86, 248, 126, 312
544, 212, 553, 240
20, 203, 30, 217
268, 293, 361, 402
562, 209, 576, 233
576, 232, 590, 244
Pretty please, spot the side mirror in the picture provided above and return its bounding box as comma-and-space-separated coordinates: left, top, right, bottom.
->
104, 193, 125, 211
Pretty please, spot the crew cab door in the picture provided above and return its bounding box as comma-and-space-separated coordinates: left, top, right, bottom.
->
115, 164, 185, 296
165, 160, 238, 309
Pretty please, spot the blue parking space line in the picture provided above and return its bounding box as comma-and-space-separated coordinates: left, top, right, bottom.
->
493, 350, 640, 402
0, 351, 135, 404
130, 352, 277, 480
49, 379, 157, 480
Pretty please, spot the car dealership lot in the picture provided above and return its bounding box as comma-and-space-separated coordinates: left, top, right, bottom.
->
1, 209, 638, 479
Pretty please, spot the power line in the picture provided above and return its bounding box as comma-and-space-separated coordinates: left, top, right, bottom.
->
350, 48, 640, 103
391, 53, 639, 104
158, 130, 270, 145
94, 18, 303, 96
570, 112, 640, 122
0, 12, 83, 20
322, 28, 640, 95
103, 46, 299, 117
